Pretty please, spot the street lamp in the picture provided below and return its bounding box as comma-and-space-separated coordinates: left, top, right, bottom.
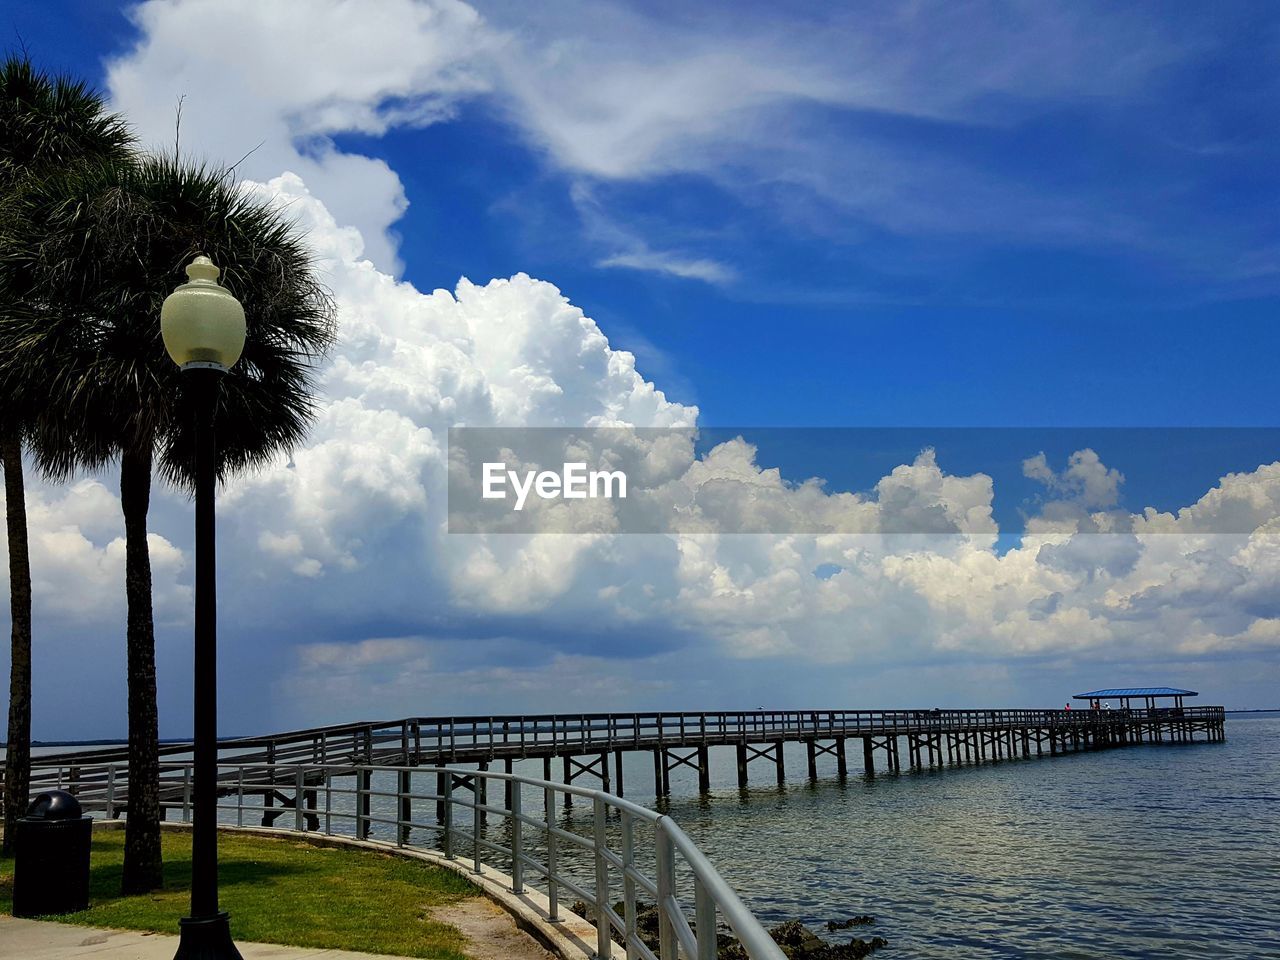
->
161, 255, 246, 960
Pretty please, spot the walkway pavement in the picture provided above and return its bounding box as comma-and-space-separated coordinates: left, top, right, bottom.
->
0, 916, 423, 959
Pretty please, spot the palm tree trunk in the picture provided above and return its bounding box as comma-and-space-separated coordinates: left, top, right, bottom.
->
120, 443, 163, 893
2, 429, 32, 856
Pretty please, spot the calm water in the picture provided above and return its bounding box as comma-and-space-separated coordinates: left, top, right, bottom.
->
17, 716, 1280, 957
642, 715, 1280, 959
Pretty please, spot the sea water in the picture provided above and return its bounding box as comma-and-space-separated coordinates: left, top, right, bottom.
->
646, 714, 1280, 958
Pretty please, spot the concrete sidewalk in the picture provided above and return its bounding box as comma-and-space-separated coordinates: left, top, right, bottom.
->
0, 916, 423, 959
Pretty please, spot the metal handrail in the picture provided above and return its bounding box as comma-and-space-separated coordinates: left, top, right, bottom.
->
30, 760, 786, 960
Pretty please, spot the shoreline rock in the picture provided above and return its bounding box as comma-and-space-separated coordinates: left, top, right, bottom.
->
828, 916, 876, 931
569, 901, 888, 959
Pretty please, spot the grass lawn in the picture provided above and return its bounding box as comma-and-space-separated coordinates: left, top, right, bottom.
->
0, 828, 481, 959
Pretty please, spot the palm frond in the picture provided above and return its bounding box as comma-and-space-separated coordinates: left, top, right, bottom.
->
0, 54, 137, 441
1, 151, 337, 487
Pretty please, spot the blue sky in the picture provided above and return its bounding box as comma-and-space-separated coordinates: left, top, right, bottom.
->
4, 1, 1280, 737
13, 1, 1280, 430
291, 10, 1277, 430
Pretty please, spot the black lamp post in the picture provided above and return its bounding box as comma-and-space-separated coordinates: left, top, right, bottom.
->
161, 255, 246, 960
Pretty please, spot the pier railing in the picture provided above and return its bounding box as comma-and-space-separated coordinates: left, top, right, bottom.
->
28, 706, 1228, 769
32, 760, 787, 960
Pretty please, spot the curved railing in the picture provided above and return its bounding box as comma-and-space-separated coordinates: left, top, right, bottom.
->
30, 759, 786, 960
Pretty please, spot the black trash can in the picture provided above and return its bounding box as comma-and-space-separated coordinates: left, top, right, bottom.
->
12, 790, 93, 917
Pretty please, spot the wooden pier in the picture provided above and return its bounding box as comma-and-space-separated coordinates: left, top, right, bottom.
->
20, 706, 1225, 824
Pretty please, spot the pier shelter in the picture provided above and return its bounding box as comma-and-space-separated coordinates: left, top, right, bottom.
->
1073, 686, 1197, 710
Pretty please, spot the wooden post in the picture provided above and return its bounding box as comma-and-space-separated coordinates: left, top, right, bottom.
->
562, 755, 572, 808
775, 742, 786, 785
836, 737, 847, 778
614, 750, 625, 797
654, 749, 665, 798
504, 757, 514, 810
697, 745, 710, 793
600, 752, 611, 793
661, 750, 671, 796
862, 737, 874, 776
736, 742, 748, 789
806, 740, 818, 781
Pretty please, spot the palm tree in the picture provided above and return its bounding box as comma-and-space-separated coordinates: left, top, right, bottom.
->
0, 154, 335, 891
0, 55, 133, 856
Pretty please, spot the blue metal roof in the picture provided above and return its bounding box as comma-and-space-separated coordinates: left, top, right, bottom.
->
1073, 687, 1197, 699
